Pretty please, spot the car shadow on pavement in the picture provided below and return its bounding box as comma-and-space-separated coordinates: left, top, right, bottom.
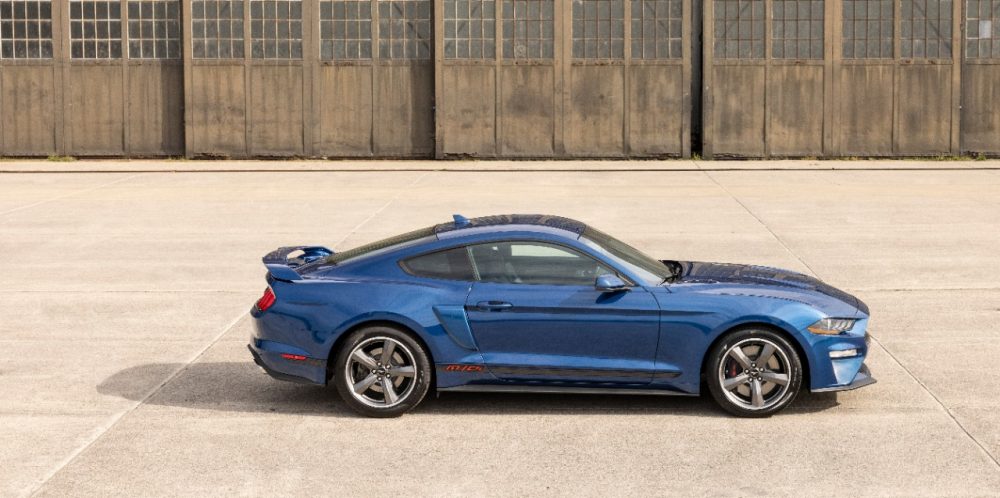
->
98, 362, 841, 418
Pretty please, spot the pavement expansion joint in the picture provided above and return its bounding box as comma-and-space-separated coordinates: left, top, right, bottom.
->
25, 311, 251, 497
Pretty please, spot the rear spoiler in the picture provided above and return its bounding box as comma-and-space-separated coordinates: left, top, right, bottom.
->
262, 246, 334, 281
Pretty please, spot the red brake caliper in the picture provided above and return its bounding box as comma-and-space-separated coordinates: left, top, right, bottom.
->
727, 361, 737, 378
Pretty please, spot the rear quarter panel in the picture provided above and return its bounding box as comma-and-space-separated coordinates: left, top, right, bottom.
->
255, 276, 484, 373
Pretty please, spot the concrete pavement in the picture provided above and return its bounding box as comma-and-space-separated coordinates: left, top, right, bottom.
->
1, 164, 999, 496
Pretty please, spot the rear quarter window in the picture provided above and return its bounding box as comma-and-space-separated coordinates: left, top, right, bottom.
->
401, 247, 476, 281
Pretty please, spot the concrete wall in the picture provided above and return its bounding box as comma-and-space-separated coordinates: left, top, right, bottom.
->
1, 0, 998, 158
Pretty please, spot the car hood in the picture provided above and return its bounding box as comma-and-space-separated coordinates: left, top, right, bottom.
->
667, 260, 867, 316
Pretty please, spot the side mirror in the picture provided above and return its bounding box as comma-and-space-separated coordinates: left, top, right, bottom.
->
595, 274, 629, 292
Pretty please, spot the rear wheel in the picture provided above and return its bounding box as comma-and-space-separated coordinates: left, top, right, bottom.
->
706, 328, 802, 417
333, 326, 432, 418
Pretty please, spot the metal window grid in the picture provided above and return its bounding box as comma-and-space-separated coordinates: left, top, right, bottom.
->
320, 0, 372, 59
900, 0, 952, 58
713, 0, 765, 59
842, 0, 894, 58
250, 0, 302, 59
70, 0, 122, 58
502, 0, 553, 59
772, 0, 823, 59
0, 0, 52, 59
572, 0, 625, 59
127, 0, 181, 59
966, 0, 1000, 58
192, 0, 245, 59
444, 0, 495, 59
631, 0, 682, 59
379, 0, 432, 59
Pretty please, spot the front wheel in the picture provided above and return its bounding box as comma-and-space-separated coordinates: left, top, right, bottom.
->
333, 326, 432, 418
706, 328, 803, 417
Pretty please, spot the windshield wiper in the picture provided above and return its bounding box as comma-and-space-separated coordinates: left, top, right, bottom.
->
661, 260, 682, 284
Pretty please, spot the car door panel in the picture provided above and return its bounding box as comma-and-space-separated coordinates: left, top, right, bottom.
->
465, 282, 661, 384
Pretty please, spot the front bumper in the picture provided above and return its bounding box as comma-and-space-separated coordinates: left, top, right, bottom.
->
811, 363, 876, 393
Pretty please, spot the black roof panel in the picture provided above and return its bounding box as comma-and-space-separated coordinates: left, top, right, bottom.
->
434, 214, 587, 235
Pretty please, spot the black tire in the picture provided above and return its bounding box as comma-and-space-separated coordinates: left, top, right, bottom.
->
706, 327, 803, 418
333, 325, 432, 418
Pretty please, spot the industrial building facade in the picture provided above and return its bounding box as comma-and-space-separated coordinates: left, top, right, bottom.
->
0, 0, 996, 158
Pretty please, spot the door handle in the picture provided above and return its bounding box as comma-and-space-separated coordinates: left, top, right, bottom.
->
476, 301, 513, 311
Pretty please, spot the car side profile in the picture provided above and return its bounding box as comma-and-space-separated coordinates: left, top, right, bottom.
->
249, 214, 874, 418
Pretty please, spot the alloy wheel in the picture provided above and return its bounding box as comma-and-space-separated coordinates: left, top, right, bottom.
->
344, 336, 418, 408
718, 338, 792, 410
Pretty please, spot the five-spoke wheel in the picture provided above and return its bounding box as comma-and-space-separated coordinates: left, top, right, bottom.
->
707, 328, 802, 417
334, 326, 431, 417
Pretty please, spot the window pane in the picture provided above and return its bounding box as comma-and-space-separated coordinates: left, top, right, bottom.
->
250, 0, 302, 59
714, 0, 764, 59
127, 1, 181, 59
68, 0, 122, 59
965, 0, 998, 58
0, 0, 53, 59
320, 0, 372, 60
192, 0, 245, 59
843, 0, 894, 58
503, 0, 553, 59
771, 0, 823, 59
632, 0, 683, 59
572, 0, 625, 59
381, 0, 433, 59
402, 247, 476, 281
470, 242, 613, 286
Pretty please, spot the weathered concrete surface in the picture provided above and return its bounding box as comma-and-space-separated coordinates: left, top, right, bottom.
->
2, 158, 1000, 173
1, 163, 999, 497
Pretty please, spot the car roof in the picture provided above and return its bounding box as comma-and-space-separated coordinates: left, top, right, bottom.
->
433, 214, 588, 236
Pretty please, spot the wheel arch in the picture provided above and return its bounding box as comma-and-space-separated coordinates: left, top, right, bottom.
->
700, 322, 811, 389
325, 319, 437, 388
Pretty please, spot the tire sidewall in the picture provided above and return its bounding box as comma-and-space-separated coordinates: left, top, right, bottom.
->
334, 326, 432, 418
707, 328, 803, 418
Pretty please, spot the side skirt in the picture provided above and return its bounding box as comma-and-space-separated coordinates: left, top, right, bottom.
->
437, 384, 698, 397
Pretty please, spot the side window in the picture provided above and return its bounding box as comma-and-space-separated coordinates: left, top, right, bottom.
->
469, 241, 615, 285
401, 247, 476, 281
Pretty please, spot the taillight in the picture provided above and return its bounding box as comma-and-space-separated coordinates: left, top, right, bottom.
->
256, 288, 276, 312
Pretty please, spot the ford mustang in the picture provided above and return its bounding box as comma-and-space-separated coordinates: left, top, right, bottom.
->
249, 214, 874, 417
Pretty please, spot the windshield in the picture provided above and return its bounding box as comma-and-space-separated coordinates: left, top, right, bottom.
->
580, 226, 673, 284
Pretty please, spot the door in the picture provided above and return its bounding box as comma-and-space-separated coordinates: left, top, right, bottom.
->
464, 241, 660, 384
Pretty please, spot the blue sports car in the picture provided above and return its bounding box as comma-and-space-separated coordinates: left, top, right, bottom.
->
249, 214, 874, 418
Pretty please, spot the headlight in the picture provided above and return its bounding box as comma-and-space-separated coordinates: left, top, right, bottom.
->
807, 318, 857, 335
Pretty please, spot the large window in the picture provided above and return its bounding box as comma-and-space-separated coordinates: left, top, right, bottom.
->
127, 0, 181, 59
713, 0, 765, 59
966, 0, 999, 58
444, 0, 495, 58
772, 0, 823, 59
503, 0, 553, 59
632, 0, 682, 59
843, 0, 893, 58
70, 0, 122, 58
469, 241, 614, 286
320, 0, 372, 59
379, 0, 432, 59
572, 0, 625, 59
900, 0, 952, 58
0, 0, 52, 59
250, 0, 302, 59
192, 0, 245, 58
